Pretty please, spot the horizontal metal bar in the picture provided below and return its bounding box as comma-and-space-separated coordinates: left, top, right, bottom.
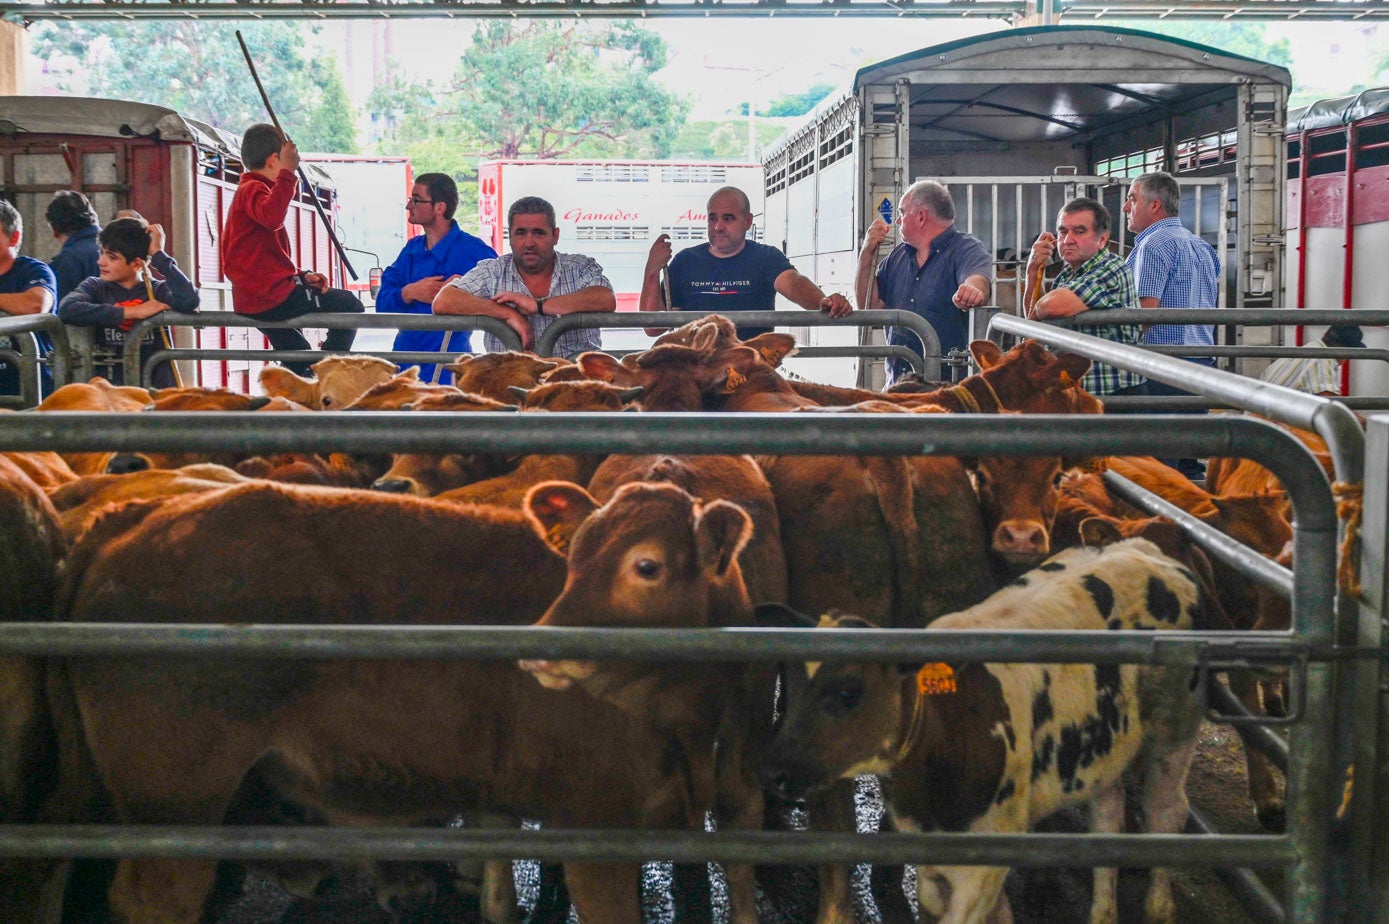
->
0, 411, 1321, 481
0, 826, 1296, 868
989, 316, 1364, 488
1144, 346, 1389, 365
1209, 678, 1291, 772
1102, 396, 1389, 412
1103, 471, 1295, 599
534, 309, 940, 360
5, 0, 1386, 20
1187, 809, 1289, 923
124, 311, 522, 381
1, 0, 1026, 20
0, 623, 1303, 663
1040, 309, 1389, 328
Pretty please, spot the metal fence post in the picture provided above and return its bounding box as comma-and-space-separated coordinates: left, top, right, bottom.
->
1356, 415, 1389, 924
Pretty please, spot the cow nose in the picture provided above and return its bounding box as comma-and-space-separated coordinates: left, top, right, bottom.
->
995, 521, 1047, 556
759, 767, 801, 802
106, 454, 150, 474
372, 478, 414, 494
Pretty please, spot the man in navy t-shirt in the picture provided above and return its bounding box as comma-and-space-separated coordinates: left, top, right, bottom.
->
640, 186, 850, 338
0, 200, 57, 396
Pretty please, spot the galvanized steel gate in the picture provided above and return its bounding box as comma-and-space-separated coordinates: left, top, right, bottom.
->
0, 317, 1370, 923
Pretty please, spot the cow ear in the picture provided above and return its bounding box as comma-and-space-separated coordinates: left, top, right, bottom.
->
524, 482, 600, 558
578, 351, 625, 384
1053, 354, 1092, 386
743, 333, 798, 368
1079, 517, 1124, 548
970, 339, 1003, 369
753, 602, 817, 629
694, 499, 752, 578
691, 323, 721, 352
259, 366, 318, 406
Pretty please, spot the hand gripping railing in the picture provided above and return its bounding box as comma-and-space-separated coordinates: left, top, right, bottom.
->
991, 313, 1366, 921
532, 309, 943, 379
0, 410, 1338, 923
123, 312, 524, 386
0, 314, 69, 406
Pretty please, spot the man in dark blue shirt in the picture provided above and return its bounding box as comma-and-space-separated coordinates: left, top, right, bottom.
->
377, 173, 497, 383
640, 186, 850, 338
856, 180, 992, 382
45, 190, 101, 301
0, 200, 57, 396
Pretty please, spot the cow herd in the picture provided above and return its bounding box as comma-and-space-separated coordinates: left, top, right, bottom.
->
0, 314, 1307, 923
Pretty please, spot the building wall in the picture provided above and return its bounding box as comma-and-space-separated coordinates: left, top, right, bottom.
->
0, 21, 25, 95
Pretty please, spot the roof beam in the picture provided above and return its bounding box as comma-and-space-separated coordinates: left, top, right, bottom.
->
4, 0, 1389, 22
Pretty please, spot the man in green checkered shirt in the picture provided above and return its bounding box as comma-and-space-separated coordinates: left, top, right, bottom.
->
1023, 197, 1146, 398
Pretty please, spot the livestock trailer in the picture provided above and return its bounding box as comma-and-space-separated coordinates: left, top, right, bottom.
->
762, 26, 1290, 387
301, 153, 414, 310
1287, 89, 1389, 396
0, 96, 345, 391
478, 159, 765, 312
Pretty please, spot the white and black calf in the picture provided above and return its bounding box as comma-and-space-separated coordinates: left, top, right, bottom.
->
760, 538, 1214, 924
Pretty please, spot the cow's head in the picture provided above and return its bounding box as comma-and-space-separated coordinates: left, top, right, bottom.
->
260, 355, 400, 410
579, 347, 708, 411
756, 606, 913, 801
518, 481, 753, 691
509, 380, 645, 412
968, 454, 1088, 572
445, 352, 562, 403
969, 340, 1103, 415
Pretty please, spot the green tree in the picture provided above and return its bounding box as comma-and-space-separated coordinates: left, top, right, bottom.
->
1112, 21, 1292, 68
760, 83, 838, 118
30, 21, 358, 153
437, 21, 689, 160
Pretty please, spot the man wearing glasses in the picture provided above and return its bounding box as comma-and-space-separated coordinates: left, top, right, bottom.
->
434, 196, 615, 356
377, 174, 497, 383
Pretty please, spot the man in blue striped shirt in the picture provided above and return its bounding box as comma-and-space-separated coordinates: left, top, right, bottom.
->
1124, 172, 1221, 479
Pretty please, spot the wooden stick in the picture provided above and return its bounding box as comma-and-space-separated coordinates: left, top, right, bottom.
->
235, 30, 358, 282
1025, 261, 1045, 317
144, 269, 184, 388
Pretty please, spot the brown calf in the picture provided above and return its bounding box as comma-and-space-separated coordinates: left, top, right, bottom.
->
46, 482, 728, 924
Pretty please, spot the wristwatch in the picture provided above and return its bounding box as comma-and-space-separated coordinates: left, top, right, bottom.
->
535, 297, 547, 315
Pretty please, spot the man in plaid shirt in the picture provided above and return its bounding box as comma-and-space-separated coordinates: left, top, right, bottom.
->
1024, 198, 1146, 398
434, 196, 615, 357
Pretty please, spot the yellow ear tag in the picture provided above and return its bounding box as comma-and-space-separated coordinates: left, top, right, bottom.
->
916, 663, 957, 696
723, 367, 747, 393
1058, 371, 1076, 389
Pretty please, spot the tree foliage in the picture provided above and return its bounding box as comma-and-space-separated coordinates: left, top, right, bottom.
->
759, 83, 838, 118
368, 21, 687, 162
31, 21, 358, 154
1114, 21, 1293, 68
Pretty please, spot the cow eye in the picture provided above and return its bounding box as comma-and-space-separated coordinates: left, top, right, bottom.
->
321, 396, 334, 408
828, 681, 863, 712
635, 559, 661, 579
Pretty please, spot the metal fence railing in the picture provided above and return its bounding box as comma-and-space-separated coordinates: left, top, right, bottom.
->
0, 402, 1340, 923
0, 314, 70, 408
121, 312, 524, 387
533, 310, 944, 380
991, 314, 1366, 923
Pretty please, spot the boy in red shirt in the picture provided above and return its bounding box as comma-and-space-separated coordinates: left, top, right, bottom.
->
221, 123, 361, 375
